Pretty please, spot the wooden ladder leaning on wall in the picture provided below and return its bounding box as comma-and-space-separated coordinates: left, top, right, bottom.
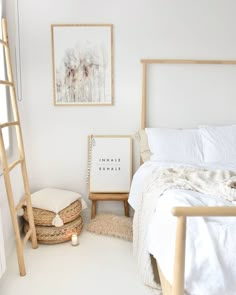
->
0, 18, 38, 276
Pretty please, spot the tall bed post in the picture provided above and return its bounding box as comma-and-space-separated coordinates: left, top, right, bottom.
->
172, 216, 187, 295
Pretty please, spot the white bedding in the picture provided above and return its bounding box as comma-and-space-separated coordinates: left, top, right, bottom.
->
129, 161, 236, 295
129, 161, 236, 209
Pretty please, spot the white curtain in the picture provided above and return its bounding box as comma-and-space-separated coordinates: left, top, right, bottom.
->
0, 208, 6, 278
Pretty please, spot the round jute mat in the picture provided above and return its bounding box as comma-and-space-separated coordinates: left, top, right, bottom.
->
86, 213, 133, 241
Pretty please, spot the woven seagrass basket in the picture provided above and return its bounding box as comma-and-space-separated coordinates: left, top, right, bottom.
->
24, 216, 83, 244
23, 200, 82, 226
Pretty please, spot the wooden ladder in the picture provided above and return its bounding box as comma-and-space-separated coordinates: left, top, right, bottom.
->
0, 18, 38, 276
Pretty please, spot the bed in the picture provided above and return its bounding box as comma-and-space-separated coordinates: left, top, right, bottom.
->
129, 59, 236, 295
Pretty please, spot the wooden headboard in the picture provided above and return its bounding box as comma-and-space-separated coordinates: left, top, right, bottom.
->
141, 59, 236, 129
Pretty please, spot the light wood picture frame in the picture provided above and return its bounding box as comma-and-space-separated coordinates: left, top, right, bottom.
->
88, 135, 132, 193
51, 24, 114, 106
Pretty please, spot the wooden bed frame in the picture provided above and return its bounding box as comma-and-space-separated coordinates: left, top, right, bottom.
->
141, 59, 236, 295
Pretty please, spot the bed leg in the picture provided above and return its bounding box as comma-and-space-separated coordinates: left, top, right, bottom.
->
172, 216, 187, 295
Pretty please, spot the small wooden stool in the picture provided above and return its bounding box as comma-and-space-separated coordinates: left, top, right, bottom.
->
89, 193, 129, 219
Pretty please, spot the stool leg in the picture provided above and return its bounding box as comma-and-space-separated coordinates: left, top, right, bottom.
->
91, 200, 96, 219
124, 200, 129, 217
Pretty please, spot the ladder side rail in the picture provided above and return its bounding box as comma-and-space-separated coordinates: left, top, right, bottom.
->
2, 19, 19, 122
20, 160, 38, 249
2, 19, 22, 152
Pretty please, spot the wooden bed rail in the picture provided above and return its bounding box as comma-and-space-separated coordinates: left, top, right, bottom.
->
141, 59, 236, 65
172, 206, 236, 217
171, 206, 236, 295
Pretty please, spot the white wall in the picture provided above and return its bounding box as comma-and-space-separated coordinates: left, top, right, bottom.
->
6, 0, 236, 218
15, 0, 236, 212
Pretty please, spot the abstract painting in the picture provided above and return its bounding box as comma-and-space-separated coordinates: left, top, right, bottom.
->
51, 24, 113, 105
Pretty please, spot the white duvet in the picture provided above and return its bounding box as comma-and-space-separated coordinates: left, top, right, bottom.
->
129, 161, 236, 295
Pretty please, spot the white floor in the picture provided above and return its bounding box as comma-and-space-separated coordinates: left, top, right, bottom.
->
0, 229, 150, 295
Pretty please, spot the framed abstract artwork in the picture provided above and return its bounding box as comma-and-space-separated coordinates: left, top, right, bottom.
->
51, 24, 113, 106
88, 135, 132, 193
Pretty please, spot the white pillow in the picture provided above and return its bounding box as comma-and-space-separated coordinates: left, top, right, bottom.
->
200, 125, 236, 164
31, 188, 87, 213
145, 127, 203, 164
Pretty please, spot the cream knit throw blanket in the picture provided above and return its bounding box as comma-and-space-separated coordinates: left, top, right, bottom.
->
133, 167, 236, 294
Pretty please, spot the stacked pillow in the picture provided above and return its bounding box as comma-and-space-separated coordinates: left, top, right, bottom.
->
136, 125, 236, 165
199, 125, 236, 164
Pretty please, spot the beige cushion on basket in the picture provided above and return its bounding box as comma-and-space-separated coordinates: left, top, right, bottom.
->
30, 188, 87, 227
134, 129, 151, 162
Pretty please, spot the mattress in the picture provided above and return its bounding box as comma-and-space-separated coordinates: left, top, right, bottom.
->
129, 161, 236, 295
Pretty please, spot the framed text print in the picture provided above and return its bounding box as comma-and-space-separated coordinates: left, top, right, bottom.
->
88, 135, 132, 193
51, 24, 113, 106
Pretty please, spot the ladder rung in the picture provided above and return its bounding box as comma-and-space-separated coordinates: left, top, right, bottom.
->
0, 121, 19, 128
0, 39, 8, 47
0, 80, 13, 86
23, 229, 32, 245
15, 195, 27, 212
8, 159, 23, 172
